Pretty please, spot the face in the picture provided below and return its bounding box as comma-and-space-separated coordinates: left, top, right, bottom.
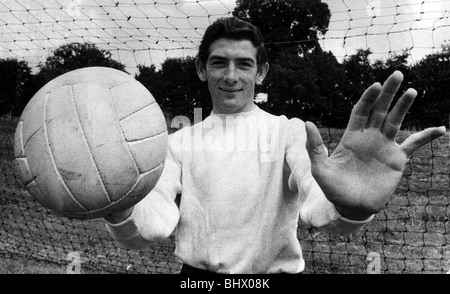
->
196, 38, 269, 114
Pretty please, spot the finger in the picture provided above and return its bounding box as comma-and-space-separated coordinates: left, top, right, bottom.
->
382, 88, 417, 140
399, 126, 446, 157
346, 82, 382, 131
368, 71, 404, 129
305, 121, 328, 167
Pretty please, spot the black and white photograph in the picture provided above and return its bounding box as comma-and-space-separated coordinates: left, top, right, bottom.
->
0, 0, 449, 282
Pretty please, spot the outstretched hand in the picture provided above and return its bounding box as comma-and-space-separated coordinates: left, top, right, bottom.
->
305, 71, 446, 220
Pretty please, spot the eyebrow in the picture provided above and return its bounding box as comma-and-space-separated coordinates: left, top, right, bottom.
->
208, 55, 256, 64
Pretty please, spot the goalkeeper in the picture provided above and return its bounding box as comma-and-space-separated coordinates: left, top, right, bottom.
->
104, 17, 446, 274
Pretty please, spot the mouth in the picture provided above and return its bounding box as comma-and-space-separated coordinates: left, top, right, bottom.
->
219, 87, 242, 93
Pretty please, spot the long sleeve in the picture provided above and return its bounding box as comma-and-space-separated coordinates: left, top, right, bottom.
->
285, 118, 372, 234
104, 108, 373, 272
104, 134, 182, 249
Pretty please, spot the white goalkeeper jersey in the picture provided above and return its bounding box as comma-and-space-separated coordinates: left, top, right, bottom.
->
105, 106, 372, 274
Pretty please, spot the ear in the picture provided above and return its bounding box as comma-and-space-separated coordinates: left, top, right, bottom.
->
256, 62, 270, 85
195, 58, 207, 82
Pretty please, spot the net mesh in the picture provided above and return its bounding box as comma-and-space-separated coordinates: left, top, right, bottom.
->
1, 0, 450, 274
2, 0, 450, 73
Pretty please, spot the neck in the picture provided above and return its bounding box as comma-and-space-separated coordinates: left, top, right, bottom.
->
212, 103, 257, 115
211, 105, 259, 117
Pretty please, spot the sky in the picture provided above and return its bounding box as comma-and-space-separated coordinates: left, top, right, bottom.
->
1, 0, 449, 75
321, 0, 450, 63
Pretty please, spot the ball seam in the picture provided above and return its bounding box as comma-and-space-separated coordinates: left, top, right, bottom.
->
118, 101, 156, 122
66, 162, 165, 218
108, 87, 142, 176
44, 90, 88, 212
69, 84, 113, 204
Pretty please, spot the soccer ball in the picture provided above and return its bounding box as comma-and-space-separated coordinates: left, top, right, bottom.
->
14, 67, 168, 219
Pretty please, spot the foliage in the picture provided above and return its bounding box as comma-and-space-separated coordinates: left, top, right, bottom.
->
1, 0, 448, 129
233, 0, 331, 61
410, 43, 450, 128
341, 49, 375, 107
135, 57, 211, 121
0, 58, 32, 117
0, 42, 128, 118
37, 42, 127, 82
262, 47, 349, 127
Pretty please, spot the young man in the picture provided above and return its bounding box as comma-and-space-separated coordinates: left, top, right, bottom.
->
104, 17, 445, 274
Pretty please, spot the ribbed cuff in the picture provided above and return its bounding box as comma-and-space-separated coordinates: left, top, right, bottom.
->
322, 213, 374, 234
104, 213, 139, 241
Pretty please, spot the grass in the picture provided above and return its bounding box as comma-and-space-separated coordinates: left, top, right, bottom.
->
0, 253, 118, 274
0, 256, 66, 274
0, 118, 449, 274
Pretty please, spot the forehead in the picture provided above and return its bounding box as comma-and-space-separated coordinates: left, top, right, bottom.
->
207, 38, 257, 61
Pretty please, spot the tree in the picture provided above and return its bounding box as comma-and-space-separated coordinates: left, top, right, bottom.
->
263, 47, 348, 127
135, 57, 210, 122
0, 58, 32, 117
0, 43, 128, 118
341, 49, 375, 108
233, 0, 343, 126
372, 50, 411, 82
135, 64, 162, 101
262, 47, 308, 117
37, 42, 127, 83
233, 0, 331, 62
411, 43, 450, 128
371, 50, 416, 128
309, 48, 350, 127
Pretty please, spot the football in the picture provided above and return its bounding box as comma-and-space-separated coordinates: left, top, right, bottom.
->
14, 67, 168, 219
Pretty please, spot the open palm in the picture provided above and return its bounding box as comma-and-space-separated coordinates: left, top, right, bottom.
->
305, 71, 446, 220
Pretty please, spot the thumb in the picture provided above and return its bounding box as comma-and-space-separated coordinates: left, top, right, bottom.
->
305, 121, 328, 166
400, 126, 446, 157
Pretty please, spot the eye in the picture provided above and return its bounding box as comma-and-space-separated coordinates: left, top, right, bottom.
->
210, 60, 225, 67
238, 61, 254, 69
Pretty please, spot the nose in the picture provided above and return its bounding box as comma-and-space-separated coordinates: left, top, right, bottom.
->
223, 64, 238, 84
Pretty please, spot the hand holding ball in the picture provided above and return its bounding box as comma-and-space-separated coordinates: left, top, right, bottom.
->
14, 67, 168, 219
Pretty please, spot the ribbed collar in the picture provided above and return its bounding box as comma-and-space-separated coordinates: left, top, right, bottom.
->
210, 105, 261, 118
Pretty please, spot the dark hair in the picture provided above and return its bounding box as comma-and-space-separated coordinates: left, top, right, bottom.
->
197, 17, 268, 68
